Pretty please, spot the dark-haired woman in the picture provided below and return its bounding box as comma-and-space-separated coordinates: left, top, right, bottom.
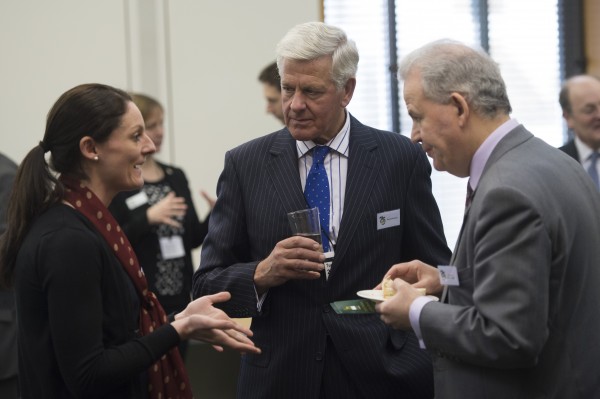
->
0, 83, 259, 399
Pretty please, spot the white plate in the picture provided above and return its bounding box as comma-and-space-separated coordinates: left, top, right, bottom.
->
356, 289, 440, 303
356, 289, 385, 302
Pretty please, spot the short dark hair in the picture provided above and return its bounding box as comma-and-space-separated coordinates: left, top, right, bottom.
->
559, 81, 572, 114
258, 61, 281, 91
559, 75, 600, 115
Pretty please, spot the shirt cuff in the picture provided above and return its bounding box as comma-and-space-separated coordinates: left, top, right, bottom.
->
409, 295, 436, 349
254, 285, 268, 312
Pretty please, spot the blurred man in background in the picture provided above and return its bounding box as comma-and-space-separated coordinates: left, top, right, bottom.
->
0, 152, 18, 398
258, 61, 285, 124
559, 74, 600, 189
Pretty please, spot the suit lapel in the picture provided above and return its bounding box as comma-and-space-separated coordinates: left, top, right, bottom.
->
457, 125, 532, 245
265, 122, 381, 280
266, 130, 308, 214
331, 118, 379, 277
446, 125, 533, 300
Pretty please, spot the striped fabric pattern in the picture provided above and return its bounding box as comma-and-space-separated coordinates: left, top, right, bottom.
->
193, 115, 451, 398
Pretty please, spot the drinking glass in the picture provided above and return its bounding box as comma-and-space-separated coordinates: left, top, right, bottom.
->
287, 207, 322, 244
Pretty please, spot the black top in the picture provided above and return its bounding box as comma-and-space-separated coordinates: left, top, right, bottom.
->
14, 204, 180, 398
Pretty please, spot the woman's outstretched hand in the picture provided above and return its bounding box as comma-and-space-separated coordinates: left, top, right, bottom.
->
172, 292, 260, 354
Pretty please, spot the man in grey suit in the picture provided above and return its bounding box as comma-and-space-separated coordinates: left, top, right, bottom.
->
558, 74, 600, 188
193, 22, 450, 398
376, 40, 600, 398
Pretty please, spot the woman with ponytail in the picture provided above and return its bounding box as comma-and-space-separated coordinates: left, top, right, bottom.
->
0, 83, 259, 399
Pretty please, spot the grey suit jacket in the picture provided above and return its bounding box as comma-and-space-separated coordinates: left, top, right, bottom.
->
193, 116, 451, 398
421, 126, 600, 398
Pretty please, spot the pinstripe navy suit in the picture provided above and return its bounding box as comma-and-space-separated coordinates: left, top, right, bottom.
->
193, 115, 451, 398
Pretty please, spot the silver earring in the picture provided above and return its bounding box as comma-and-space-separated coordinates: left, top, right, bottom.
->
93, 156, 99, 161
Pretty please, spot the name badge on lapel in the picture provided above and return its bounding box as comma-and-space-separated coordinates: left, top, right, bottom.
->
376, 209, 401, 230
438, 265, 460, 286
323, 250, 334, 280
125, 191, 149, 210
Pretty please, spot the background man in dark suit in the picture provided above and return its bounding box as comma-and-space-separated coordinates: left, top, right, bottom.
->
258, 61, 284, 124
0, 152, 18, 398
377, 40, 600, 398
558, 74, 600, 188
193, 22, 450, 398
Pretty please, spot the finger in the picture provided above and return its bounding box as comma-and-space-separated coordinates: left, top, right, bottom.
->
293, 271, 322, 280
205, 291, 232, 304
228, 324, 253, 337
295, 255, 326, 268
283, 235, 323, 250
218, 334, 261, 354
171, 197, 187, 206
374, 276, 388, 290
162, 218, 182, 228
285, 248, 325, 264
170, 208, 187, 217
230, 343, 261, 354
277, 261, 323, 280
203, 320, 243, 334
203, 329, 253, 349
387, 264, 409, 279
200, 190, 217, 206
392, 277, 409, 291
225, 329, 255, 344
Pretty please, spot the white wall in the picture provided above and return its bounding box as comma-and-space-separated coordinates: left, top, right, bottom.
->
0, 0, 320, 217
0, 1, 130, 160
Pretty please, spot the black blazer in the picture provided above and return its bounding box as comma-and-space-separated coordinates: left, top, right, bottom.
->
0, 153, 17, 382
559, 139, 580, 162
193, 116, 451, 398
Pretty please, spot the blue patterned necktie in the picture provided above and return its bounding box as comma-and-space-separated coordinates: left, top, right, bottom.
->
304, 146, 331, 251
588, 152, 600, 190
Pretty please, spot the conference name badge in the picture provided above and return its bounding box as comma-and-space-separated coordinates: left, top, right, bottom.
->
438, 265, 460, 286
324, 250, 335, 280
159, 235, 185, 260
376, 209, 401, 230
125, 191, 149, 210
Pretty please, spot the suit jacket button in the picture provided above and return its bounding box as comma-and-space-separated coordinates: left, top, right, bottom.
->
315, 352, 323, 361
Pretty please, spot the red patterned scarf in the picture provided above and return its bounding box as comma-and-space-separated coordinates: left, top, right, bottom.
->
61, 176, 193, 399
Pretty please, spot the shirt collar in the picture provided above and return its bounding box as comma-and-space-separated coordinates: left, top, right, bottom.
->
469, 118, 520, 190
574, 135, 595, 162
296, 110, 351, 159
